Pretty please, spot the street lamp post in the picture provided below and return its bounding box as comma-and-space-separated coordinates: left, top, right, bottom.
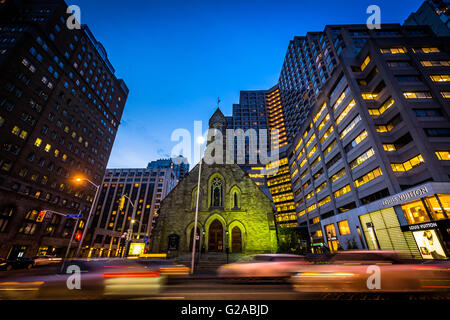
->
74, 178, 100, 258
191, 136, 205, 275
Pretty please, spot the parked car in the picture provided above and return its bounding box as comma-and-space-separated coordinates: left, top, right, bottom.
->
217, 254, 311, 280
34, 255, 62, 266
290, 250, 450, 293
0, 257, 35, 271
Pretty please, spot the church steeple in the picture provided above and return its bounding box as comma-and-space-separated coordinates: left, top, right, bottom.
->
208, 107, 227, 132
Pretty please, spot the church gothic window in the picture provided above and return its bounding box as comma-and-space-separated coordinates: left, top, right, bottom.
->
210, 177, 223, 208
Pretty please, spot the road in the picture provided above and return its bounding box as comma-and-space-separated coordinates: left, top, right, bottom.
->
0, 267, 449, 300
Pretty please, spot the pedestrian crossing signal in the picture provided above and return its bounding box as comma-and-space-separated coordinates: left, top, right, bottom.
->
36, 210, 47, 222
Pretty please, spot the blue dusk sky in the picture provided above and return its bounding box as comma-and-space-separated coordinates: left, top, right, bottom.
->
74, 0, 424, 169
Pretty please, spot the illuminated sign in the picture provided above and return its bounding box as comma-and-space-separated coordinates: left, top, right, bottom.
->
128, 242, 145, 256
412, 229, 447, 260
381, 186, 429, 207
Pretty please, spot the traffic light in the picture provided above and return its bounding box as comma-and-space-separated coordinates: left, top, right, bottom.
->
119, 195, 126, 211
36, 210, 47, 222
75, 233, 82, 241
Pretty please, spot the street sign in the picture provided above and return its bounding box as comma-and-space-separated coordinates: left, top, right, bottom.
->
66, 214, 83, 218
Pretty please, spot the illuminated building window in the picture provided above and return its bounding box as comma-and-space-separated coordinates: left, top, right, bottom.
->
368, 98, 395, 116
338, 220, 351, 235
435, 151, 450, 160
360, 56, 370, 71
334, 185, 351, 198
313, 102, 326, 123
312, 216, 320, 224
391, 154, 424, 172
424, 195, 447, 221
441, 92, 450, 99
380, 47, 406, 54
340, 115, 361, 139
306, 203, 317, 213
350, 148, 375, 170
318, 196, 331, 207
383, 144, 396, 152
298, 210, 306, 218
361, 93, 378, 100
11, 125, 20, 135
403, 91, 432, 99
319, 125, 334, 144
299, 158, 307, 169
332, 86, 350, 111
305, 191, 314, 200
354, 167, 382, 187
335, 99, 356, 124
323, 139, 337, 156
413, 47, 440, 53
34, 138, 43, 147
344, 130, 368, 152
307, 145, 317, 159
330, 168, 346, 183
430, 75, 450, 82
44, 144, 52, 152
305, 134, 315, 148
421, 60, 450, 67
317, 113, 330, 131
310, 156, 321, 169
315, 181, 327, 193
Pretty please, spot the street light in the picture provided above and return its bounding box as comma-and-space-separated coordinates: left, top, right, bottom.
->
73, 176, 100, 258
191, 135, 205, 274
120, 194, 139, 258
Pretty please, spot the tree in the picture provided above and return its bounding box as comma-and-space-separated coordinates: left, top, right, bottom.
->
277, 227, 303, 255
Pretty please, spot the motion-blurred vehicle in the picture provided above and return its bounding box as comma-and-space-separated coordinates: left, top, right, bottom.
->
0, 257, 35, 271
290, 250, 450, 293
34, 255, 62, 266
135, 258, 190, 277
0, 258, 165, 299
217, 254, 311, 280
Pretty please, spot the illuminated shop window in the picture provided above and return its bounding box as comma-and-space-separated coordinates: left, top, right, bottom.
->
401, 200, 430, 225
338, 220, 351, 235
424, 196, 447, 221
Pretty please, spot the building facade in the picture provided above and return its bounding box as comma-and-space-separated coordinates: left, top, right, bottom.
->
84, 167, 177, 257
151, 109, 278, 255
286, 24, 450, 258
405, 0, 450, 37
0, 0, 128, 259
147, 156, 189, 183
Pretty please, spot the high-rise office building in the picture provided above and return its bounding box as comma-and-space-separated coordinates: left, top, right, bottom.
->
287, 23, 450, 259
405, 0, 450, 37
86, 167, 177, 257
0, 0, 128, 258
147, 155, 189, 182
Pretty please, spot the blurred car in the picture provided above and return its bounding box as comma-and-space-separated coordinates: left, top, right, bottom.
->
290, 250, 450, 293
135, 258, 190, 277
0, 257, 35, 271
217, 254, 311, 280
34, 255, 62, 266
0, 258, 165, 299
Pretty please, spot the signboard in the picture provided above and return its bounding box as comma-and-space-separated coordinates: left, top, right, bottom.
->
381, 186, 429, 207
400, 219, 449, 232
128, 242, 145, 256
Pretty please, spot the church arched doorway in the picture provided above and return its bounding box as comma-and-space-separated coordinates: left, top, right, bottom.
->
208, 220, 223, 252
231, 226, 242, 253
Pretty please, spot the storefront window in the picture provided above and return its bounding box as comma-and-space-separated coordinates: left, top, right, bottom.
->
325, 224, 339, 252
338, 220, 351, 235
401, 199, 430, 225
437, 194, 450, 216
424, 195, 447, 221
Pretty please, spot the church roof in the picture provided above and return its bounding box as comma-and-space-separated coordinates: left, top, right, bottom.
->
209, 107, 227, 128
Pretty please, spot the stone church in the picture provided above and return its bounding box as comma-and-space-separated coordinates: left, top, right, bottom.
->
150, 109, 277, 255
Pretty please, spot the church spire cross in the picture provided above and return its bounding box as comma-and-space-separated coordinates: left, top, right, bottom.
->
217, 97, 221, 108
